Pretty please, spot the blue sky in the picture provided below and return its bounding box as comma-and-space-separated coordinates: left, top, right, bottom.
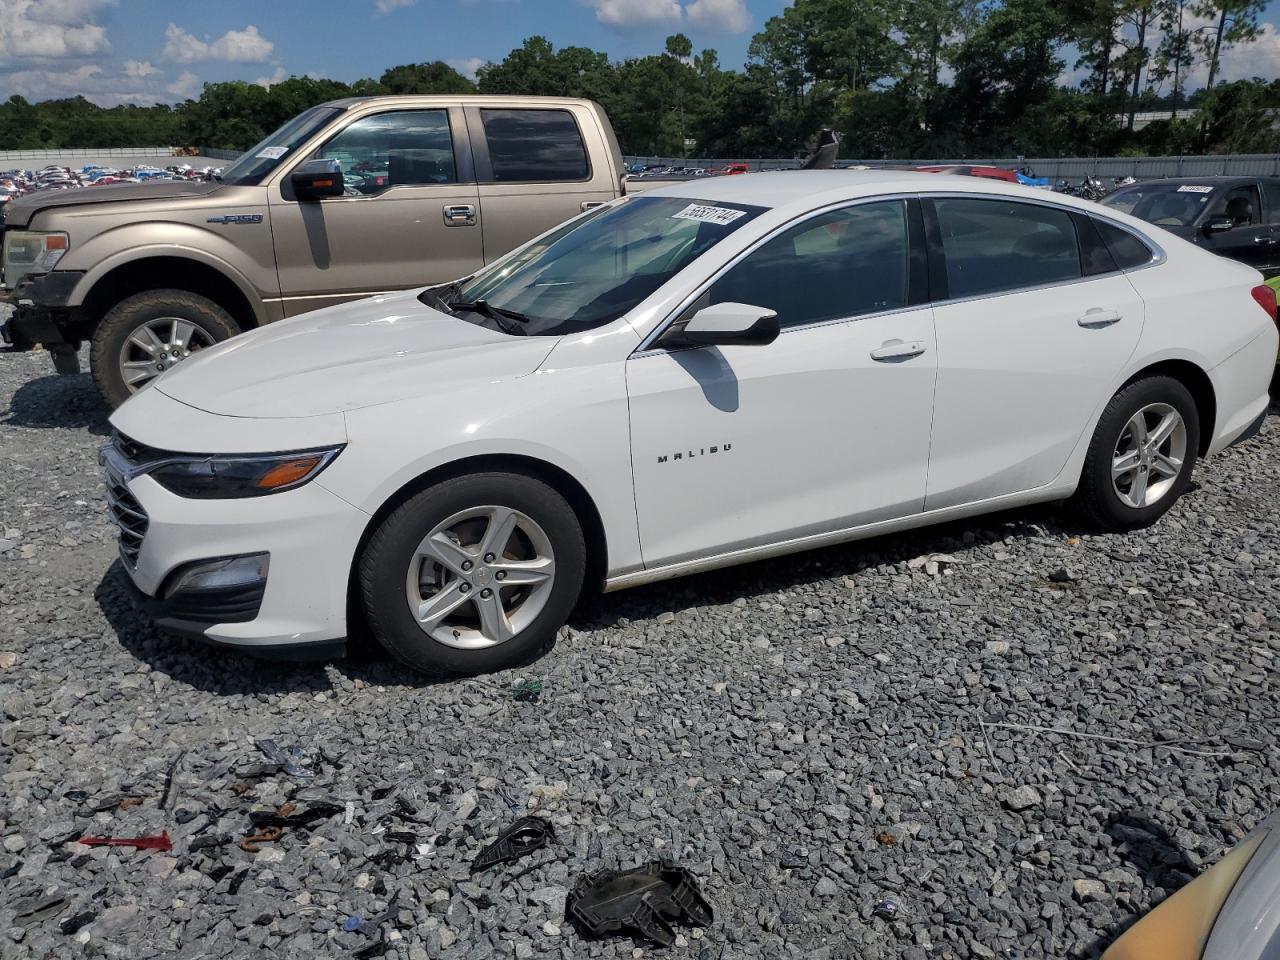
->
2, 0, 1280, 107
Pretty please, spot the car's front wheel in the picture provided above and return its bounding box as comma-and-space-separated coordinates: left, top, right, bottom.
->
358, 472, 586, 675
1073, 375, 1200, 531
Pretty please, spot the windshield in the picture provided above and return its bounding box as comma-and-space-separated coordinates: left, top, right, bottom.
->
437, 195, 767, 336
217, 106, 344, 186
1102, 182, 1216, 227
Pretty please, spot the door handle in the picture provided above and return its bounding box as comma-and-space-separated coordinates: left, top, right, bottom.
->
443, 204, 476, 226
1077, 307, 1122, 328
870, 339, 926, 361
581, 201, 606, 211
1254, 233, 1273, 244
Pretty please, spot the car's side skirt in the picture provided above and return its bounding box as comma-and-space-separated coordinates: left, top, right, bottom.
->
602, 482, 1076, 593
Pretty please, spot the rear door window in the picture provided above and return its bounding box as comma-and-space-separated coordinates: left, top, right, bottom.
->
932, 198, 1082, 299
480, 109, 589, 183
1205, 184, 1262, 226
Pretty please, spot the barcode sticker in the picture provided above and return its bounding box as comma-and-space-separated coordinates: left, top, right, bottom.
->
672, 203, 747, 225
1177, 185, 1214, 193
255, 146, 288, 160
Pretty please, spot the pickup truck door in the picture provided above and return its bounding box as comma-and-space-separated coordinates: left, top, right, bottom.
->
268, 106, 482, 316
464, 105, 616, 263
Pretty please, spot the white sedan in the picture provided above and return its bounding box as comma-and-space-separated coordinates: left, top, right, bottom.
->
103, 172, 1278, 674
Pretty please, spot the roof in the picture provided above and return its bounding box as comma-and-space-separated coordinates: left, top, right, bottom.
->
637, 169, 1084, 214
320, 94, 603, 110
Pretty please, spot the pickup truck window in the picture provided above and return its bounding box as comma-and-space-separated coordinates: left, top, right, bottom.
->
316, 110, 457, 193
445, 195, 765, 336
218, 106, 343, 186
480, 109, 589, 182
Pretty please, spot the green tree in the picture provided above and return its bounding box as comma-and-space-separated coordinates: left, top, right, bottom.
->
378, 62, 475, 95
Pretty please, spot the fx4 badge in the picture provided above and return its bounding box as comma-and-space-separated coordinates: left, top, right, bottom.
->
657, 443, 731, 464
206, 214, 263, 225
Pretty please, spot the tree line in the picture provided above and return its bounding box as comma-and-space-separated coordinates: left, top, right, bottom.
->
2, 0, 1278, 161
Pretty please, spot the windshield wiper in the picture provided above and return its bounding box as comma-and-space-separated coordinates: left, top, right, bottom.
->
446, 298, 535, 333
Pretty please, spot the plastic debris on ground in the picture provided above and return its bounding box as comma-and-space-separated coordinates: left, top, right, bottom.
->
513, 678, 543, 703
565, 860, 713, 947
471, 816, 555, 872
77, 832, 172, 852
872, 897, 899, 920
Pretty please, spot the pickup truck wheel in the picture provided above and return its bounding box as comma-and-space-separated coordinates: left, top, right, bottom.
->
359, 472, 586, 676
91, 290, 238, 407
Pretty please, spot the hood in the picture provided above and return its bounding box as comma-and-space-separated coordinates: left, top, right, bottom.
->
153, 289, 558, 418
3, 180, 223, 227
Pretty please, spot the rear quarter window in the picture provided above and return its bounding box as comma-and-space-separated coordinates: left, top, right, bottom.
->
1093, 219, 1157, 270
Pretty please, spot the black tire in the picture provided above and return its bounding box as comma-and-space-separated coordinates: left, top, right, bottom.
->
90, 289, 239, 408
1073, 375, 1200, 531
359, 472, 586, 676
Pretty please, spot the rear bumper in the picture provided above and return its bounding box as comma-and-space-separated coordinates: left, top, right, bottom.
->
1207, 325, 1278, 456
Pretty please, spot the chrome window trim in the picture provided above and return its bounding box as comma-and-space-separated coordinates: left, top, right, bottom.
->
632, 193, 918, 357
630, 189, 1169, 359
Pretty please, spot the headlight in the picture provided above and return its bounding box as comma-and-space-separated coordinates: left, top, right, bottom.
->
147, 447, 343, 499
2, 230, 70, 288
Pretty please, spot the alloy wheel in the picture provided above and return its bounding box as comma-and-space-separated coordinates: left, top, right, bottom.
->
117, 316, 217, 392
405, 505, 557, 649
1111, 402, 1187, 509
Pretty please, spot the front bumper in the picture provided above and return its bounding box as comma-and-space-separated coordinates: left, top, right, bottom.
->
0, 271, 85, 369
106, 465, 370, 651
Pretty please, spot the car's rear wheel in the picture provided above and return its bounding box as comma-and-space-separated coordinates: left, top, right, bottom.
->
1073, 375, 1200, 531
358, 472, 586, 675
91, 289, 238, 407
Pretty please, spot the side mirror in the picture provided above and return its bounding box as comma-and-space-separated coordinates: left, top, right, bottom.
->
673, 301, 779, 347
290, 159, 344, 200
1203, 216, 1235, 235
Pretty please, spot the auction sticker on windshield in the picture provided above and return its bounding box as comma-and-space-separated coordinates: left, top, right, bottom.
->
1177, 185, 1214, 193
255, 146, 289, 160
672, 203, 749, 225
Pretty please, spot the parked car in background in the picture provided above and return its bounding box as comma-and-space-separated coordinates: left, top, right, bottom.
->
915, 164, 1020, 183
1103, 809, 1280, 960
101, 172, 1276, 674
1102, 176, 1280, 278
1, 95, 632, 407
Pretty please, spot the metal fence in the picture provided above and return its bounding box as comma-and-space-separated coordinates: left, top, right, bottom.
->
625, 153, 1280, 179
0, 147, 177, 163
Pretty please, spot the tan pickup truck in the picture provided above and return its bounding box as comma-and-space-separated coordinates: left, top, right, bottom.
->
0, 95, 633, 405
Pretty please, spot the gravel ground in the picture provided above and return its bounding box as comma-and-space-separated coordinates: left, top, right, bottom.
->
1, 340, 1278, 960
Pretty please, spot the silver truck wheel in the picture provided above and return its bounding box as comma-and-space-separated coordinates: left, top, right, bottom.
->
117, 316, 218, 392
90, 289, 240, 408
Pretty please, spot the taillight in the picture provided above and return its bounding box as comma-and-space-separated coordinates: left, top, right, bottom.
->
1250, 283, 1277, 324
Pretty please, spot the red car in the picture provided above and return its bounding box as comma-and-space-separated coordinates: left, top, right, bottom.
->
914, 165, 1020, 183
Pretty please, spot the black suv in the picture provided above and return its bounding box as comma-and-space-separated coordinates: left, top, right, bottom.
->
1102, 176, 1280, 277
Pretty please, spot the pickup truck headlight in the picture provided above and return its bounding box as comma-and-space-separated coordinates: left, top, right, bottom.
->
2, 230, 70, 288
147, 447, 344, 499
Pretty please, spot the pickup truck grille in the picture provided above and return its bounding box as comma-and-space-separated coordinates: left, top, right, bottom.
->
100, 433, 153, 569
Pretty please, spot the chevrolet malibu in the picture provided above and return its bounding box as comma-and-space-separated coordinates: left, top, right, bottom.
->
101, 172, 1278, 674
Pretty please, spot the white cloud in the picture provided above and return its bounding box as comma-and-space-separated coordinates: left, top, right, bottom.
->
123, 59, 157, 79
375, 0, 416, 11
255, 65, 287, 88
162, 23, 274, 63
589, 0, 682, 28
587, 0, 749, 32
685, 0, 749, 32
166, 70, 202, 99
4, 61, 195, 107
0, 0, 113, 64
1210, 21, 1280, 83
447, 57, 485, 81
